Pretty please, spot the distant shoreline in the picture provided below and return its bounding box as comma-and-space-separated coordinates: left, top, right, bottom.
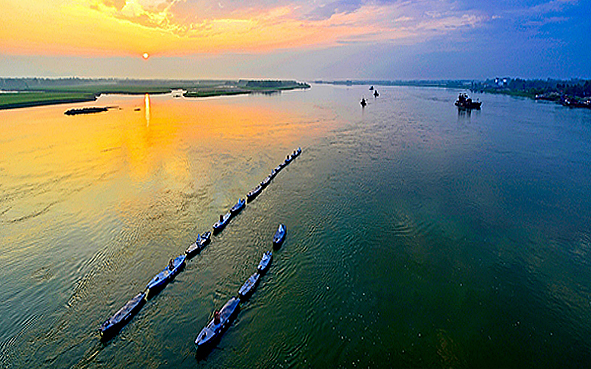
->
315, 78, 591, 108
0, 79, 310, 111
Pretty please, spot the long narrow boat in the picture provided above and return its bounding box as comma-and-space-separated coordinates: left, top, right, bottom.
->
273, 224, 287, 246
246, 185, 263, 202
257, 251, 273, 273
284, 154, 293, 165
238, 272, 261, 299
195, 297, 241, 348
294, 147, 302, 156
185, 231, 212, 258
99, 292, 146, 340
145, 254, 186, 298
260, 175, 272, 188
213, 212, 232, 233
230, 198, 245, 215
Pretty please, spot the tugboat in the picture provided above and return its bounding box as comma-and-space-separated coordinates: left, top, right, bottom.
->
455, 93, 481, 110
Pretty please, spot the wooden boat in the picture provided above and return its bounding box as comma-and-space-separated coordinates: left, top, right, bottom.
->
246, 185, 263, 202
260, 175, 272, 188
230, 198, 245, 215
99, 292, 146, 340
195, 297, 241, 348
185, 231, 212, 258
293, 147, 302, 157
145, 254, 186, 298
257, 251, 273, 273
238, 272, 261, 299
273, 223, 286, 246
360, 98, 367, 107
284, 154, 293, 165
213, 212, 232, 233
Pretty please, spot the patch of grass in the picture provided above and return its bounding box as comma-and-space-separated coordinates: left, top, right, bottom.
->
0, 92, 97, 109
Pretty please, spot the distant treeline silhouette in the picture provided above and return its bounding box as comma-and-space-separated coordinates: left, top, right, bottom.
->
472, 78, 591, 99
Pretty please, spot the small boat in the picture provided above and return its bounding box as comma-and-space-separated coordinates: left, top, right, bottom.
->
185, 231, 212, 257
260, 175, 272, 188
195, 297, 241, 348
257, 251, 273, 273
455, 93, 481, 109
360, 98, 367, 107
284, 154, 293, 165
246, 185, 263, 202
213, 212, 232, 233
230, 198, 245, 215
146, 254, 186, 298
373, 90, 379, 98
369, 86, 374, 91
238, 272, 261, 299
293, 147, 302, 157
269, 169, 278, 179
273, 224, 286, 246
99, 292, 146, 340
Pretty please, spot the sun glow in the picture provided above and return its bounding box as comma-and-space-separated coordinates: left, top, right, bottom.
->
142, 52, 149, 59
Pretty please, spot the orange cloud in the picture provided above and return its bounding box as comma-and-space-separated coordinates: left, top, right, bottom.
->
0, 0, 485, 56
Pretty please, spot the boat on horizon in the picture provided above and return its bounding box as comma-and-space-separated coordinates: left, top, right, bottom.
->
455, 93, 482, 109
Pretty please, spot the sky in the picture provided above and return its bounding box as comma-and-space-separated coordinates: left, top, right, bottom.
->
0, 0, 589, 80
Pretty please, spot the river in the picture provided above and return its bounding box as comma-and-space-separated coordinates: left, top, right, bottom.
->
1, 84, 591, 368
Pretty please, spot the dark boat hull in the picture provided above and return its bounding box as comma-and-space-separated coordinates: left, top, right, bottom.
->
99, 292, 146, 340
246, 185, 263, 202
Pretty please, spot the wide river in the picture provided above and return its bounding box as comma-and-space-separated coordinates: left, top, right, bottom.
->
1, 84, 591, 368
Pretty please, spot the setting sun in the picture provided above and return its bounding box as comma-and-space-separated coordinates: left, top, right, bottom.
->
142, 52, 149, 60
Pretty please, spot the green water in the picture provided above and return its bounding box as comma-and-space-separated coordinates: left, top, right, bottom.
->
1, 85, 591, 368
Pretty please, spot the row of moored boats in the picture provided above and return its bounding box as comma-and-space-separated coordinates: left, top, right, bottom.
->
195, 224, 286, 348
98, 147, 302, 343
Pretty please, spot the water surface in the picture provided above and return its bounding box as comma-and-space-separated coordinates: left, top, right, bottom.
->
1, 85, 591, 368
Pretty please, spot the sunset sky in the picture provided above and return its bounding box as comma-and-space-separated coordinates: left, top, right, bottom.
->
0, 0, 589, 79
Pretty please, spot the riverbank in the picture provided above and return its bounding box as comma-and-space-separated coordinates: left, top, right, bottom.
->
0, 79, 310, 110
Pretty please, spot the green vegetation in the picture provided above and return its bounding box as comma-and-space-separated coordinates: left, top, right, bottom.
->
471, 78, 591, 100
0, 78, 310, 110
0, 92, 96, 109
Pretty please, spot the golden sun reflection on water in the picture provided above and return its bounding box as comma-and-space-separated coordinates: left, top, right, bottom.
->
0, 93, 326, 225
